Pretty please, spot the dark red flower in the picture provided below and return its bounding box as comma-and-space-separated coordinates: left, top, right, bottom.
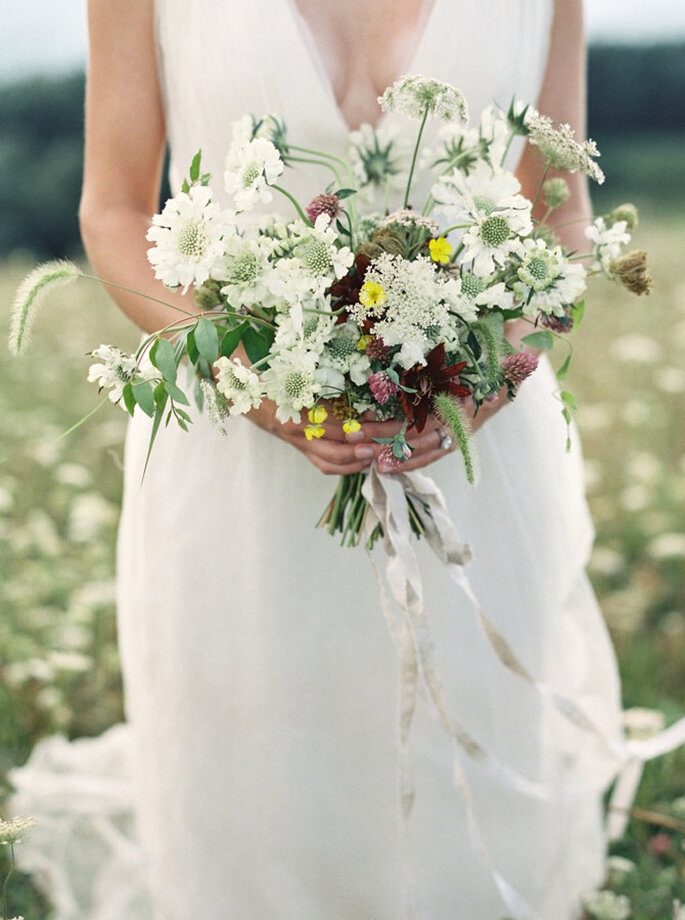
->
328, 253, 371, 323
399, 343, 470, 432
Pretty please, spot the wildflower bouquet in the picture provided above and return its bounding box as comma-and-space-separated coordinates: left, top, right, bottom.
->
11, 75, 650, 547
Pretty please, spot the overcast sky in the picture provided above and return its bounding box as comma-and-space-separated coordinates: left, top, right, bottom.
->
3, 1, 685, 81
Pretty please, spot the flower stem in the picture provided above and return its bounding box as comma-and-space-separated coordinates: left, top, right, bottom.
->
2, 843, 15, 920
78, 274, 196, 316
499, 129, 517, 168
287, 155, 343, 187
267, 182, 312, 224
531, 161, 551, 212
404, 106, 430, 209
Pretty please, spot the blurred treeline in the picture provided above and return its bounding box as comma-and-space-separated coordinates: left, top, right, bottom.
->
1, 42, 684, 260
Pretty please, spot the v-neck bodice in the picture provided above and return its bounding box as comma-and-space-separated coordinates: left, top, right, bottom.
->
154, 0, 553, 214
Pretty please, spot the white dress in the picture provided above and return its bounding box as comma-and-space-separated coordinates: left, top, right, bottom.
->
11, 2, 631, 918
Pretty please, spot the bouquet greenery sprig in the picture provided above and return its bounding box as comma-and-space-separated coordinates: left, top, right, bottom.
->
11, 75, 651, 547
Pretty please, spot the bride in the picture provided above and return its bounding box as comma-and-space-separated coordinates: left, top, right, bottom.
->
56, 0, 625, 917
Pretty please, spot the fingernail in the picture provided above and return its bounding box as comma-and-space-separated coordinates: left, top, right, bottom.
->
355, 445, 375, 459
346, 429, 365, 442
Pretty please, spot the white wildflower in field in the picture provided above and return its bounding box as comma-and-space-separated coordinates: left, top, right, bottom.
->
585, 217, 630, 275
379, 75, 468, 122
514, 238, 586, 316
0, 815, 36, 846
610, 333, 662, 364
526, 109, 605, 183
214, 357, 264, 416
262, 349, 320, 423
224, 136, 284, 211
622, 706, 666, 739
583, 889, 631, 920
147, 185, 236, 292
647, 532, 685, 560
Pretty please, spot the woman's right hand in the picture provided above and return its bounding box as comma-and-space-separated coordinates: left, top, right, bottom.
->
245, 398, 452, 476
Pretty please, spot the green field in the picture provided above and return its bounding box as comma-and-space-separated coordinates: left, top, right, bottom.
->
1, 211, 684, 916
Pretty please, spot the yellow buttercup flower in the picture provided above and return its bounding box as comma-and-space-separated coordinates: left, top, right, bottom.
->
429, 237, 452, 264
343, 418, 362, 433
357, 334, 373, 351
308, 406, 328, 424
359, 281, 385, 309
304, 424, 326, 440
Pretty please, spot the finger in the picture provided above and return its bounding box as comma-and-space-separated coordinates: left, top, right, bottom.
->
385, 447, 450, 473
282, 431, 377, 467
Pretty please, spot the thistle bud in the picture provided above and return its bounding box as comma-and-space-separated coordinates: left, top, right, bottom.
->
542, 177, 570, 209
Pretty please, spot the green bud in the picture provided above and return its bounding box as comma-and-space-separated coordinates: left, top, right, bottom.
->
542, 177, 570, 209
607, 203, 639, 232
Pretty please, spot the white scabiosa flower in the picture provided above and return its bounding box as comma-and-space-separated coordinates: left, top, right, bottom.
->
585, 217, 631, 275
274, 304, 336, 351
348, 123, 409, 197
294, 214, 354, 281
318, 321, 371, 389
526, 109, 605, 183
214, 356, 264, 416
215, 236, 276, 310
379, 74, 468, 123
433, 161, 532, 229
262, 349, 320, 423
461, 202, 532, 277
87, 344, 152, 409
513, 238, 586, 316
224, 137, 284, 211
147, 185, 236, 293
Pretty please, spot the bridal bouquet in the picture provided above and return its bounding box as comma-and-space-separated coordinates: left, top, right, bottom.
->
11, 75, 650, 547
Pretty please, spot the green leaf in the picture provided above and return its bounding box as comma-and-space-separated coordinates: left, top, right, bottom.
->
175, 408, 193, 424
181, 179, 190, 194
194, 317, 219, 362
335, 218, 350, 237
560, 389, 578, 410
333, 188, 357, 200
189, 149, 202, 183
186, 329, 200, 364
521, 330, 554, 351
243, 324, 273, 365
153, 381, 167, 408
122, 381, 136, 416
133, 381, 155, 417
555, 353, 572, 381
164, 381, 190, 405
150, 337, 178, 383
194, 376, 205, 411
220, 321, 248, 358
571, 299, 585, 327
141, 401, 166, 481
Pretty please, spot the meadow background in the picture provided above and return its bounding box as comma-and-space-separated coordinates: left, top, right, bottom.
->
1, 43, 684, 919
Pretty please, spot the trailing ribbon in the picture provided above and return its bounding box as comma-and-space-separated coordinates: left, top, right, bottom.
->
361, 464, 685, 920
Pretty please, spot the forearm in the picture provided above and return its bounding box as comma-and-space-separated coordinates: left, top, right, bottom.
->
80, 203, 199, 335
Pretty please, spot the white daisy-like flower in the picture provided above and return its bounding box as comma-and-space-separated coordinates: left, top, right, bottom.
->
318, 321, 371, 389
87, 344, 154, 409
461, 202, 532, 277
439, 275, 479, 323
513, 238, 586, 316
379, 74, 468, 123
433, 160, 532, 228
214, 356, 264, 416
147, 185, 236, 293
353, 253, 450, 369
526, 109, 605, 184
224, 137, 284, 211
262, 348, 320, 423
274, 299, 336, 350
442, 272, 514, 321
585, 217, 631, 275
214, 236, 276, 310
348, 123, 409, 198
293, 214, 354, 280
